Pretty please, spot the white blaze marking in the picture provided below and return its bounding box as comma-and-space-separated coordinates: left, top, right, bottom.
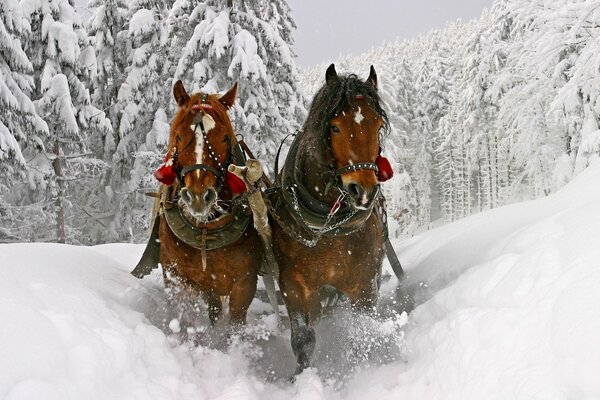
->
354, 106, 364, 125
191, 114, 216, 179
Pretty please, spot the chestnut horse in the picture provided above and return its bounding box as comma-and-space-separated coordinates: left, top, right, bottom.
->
156, 81, 262, 331
268, 64, 390, 374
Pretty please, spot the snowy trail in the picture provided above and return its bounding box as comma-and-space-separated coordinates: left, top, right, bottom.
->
2, 164, 600, 399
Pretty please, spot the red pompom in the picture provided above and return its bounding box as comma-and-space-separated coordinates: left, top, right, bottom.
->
225, 171, 247, 194
376, 155, 393, 182
154, 158, 177, 185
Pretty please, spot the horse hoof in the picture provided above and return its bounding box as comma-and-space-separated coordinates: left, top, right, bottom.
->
290, 363, 308, 381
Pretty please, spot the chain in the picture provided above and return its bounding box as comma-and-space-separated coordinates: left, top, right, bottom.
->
288, 186, 357, 247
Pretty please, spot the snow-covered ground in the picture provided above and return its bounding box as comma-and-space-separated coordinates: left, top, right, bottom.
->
2, 163, 600, 400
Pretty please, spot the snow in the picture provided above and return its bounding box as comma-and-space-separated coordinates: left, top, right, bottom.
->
353, 107, 363, 125
2, 162, 600, 399
128, 9, 157, 37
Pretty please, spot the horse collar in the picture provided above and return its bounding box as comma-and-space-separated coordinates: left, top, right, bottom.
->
276, 134, 376, 243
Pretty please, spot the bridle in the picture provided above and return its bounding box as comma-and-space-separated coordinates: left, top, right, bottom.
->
177, 122, 233, 192
328, 94, 380, 182
276, 94, 382, 200
173, 94, 235, 192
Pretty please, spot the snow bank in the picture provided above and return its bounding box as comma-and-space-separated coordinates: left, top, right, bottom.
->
2, 163, 600, 399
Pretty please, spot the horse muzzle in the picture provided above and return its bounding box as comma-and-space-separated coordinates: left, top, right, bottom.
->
179, 186, 217, 220
344, 181, 379, 210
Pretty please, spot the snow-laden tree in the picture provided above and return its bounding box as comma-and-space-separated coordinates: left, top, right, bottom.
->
0, 0, 48, 172
87, 0, 127, 158
0, 0, 49, 240
173, 0, 306, 169
17, 0, 111, 243
104, 0, 170, 241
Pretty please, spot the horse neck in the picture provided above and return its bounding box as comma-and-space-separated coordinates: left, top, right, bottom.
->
294, 129, 339, 205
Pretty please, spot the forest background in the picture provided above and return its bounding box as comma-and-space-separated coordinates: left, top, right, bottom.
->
1, 0, 598, 244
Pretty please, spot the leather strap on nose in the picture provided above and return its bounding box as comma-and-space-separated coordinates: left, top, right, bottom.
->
179, 164, 221, 180
334, 162, 378, 177
179, 163, 224, 191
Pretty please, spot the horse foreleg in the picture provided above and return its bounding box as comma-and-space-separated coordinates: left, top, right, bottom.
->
228, 275, 257, 327
280, 272, 319, 375
348, 280, 379, 315
163, 274, 202, 339
201, 291, 223, 326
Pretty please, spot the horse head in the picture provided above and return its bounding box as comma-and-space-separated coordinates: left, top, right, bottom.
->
317, 64, 388, 210
168, 80, 238, 221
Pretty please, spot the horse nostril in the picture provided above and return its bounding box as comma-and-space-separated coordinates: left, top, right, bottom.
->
347, 183, 363, 199
203, 188, 216, 204
180, 188, 193, 204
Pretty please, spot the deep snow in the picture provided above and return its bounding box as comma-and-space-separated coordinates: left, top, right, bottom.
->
2, 163, 600, 399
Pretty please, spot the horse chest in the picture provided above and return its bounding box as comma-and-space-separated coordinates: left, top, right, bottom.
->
159, 221, 262, 295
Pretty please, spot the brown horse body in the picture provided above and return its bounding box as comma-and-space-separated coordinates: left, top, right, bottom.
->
158, 81, 262, 329
271, 64, 389, 374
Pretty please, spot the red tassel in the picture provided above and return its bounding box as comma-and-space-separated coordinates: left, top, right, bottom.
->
376, 155, 393, 182
225, 171, 247, 194
154, 157, 177, 185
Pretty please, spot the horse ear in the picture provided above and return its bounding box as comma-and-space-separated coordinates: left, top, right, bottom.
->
325, 63, 338, 83
366, 65, 377, 90
219, 82, 238, 109
173, 80, 190, 106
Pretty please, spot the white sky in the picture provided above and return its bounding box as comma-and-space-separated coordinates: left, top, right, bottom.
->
288, 0, 495, 67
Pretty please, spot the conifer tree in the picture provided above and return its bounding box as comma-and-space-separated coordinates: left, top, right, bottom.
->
107, 0, 170, 241
19, 0, 111, 243
0, 0, 49, 239
87, 0, 127, 158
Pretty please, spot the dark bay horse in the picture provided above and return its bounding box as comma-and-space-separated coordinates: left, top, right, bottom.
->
269, 64, 390, 374
156, 81, 262, 331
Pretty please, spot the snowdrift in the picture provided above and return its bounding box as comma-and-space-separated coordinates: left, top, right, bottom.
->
2, 163, 600, 399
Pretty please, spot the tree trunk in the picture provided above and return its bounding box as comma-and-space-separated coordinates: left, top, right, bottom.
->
53, 139, 66, 243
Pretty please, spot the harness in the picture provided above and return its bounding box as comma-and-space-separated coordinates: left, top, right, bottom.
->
265, 108, 404, 280
162, 98, 250, 262
266, 130, 381, 247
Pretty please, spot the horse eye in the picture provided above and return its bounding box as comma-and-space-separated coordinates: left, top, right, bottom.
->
331, 125, 340, 133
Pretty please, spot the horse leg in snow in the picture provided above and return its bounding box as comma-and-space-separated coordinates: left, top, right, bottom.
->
228, 273, 258, 327
280, 269, 320, 375
347, 280, 379, 314
163, 275, 203, 339
201, 291, 223, 326
289, 312, 315, 376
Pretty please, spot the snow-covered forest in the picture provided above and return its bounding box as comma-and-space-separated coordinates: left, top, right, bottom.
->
1, 0, 600, 243
0, 0, 305, 243
302, 0, 600, 235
